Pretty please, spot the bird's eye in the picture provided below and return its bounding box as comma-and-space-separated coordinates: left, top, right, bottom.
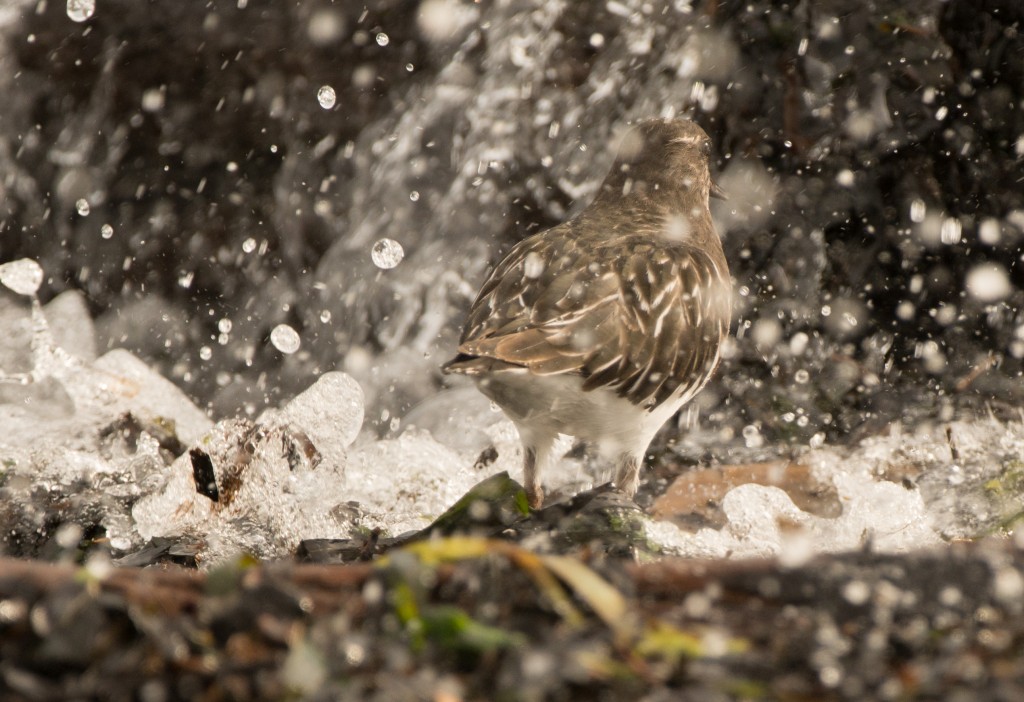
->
700, 140, 712, 156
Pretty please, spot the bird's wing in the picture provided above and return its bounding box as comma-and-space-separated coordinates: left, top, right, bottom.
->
449, 229, 731, 409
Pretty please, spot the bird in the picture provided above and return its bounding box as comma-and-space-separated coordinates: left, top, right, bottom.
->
443, 118, 732, 509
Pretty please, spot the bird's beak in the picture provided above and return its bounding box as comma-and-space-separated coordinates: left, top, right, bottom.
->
710, 181, 728, 200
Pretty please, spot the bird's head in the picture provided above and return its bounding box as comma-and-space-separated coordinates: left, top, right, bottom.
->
596, 118, 723, 208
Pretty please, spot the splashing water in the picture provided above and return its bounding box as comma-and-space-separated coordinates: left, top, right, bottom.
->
270, 323, 301, 354
371, 238, 404, 269
66, 0, 95, 22
965, 262, 1012, 302
317, 85, 336, 110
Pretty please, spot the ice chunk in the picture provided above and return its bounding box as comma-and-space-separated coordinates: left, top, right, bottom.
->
92, 350, 212, 444
823, 471, 938, 551
344, 429, 487, 535
46, 291, 98, 362
0, 298, 43, 378
649, 418, 1024, 559
132, 373, 362, 563
0, 410, 173, 558
0, 283, 205, 451
401, 385, 498, 452
648, 465, 941, 560
132, 416, 347, 563
0, 258, 43, 296
259, 371, 364, 469
404, 385, 594, 503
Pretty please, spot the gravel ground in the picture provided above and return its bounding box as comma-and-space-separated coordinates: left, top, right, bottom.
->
3, 535, 1024, 700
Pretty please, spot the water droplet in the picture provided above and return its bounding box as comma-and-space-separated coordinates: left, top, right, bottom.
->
409, 190, 420, 202
909, 198, 926, 223
742, 424, 763, 449
141, 87, 165, 112
307, 8, 345, 46
794, 369, 810, 384
317, 85, 336, 110
75, 198, 90, 216
965, 262, 1012, 302
939, 586, 962, 606
947, 465, 964, 485
375, 32, 389, 46
789, 332, 809, 355
270, 324, 301, 354
523, 252, 545, 279
371, 238, 404, 269
979, 218, 1001, 245
940, 217, 962, 245
994, 566, 1024, 603
66, 0, 95, 22
242, 237, 257, 253
100, 223, 113, 239
198, 346, 213, 361
218, 318, 233, 334
0, 258, 44, 296
55, 523, 84, 549
842, 580, 870, 605
896, 300, 915, 320
320, 310, 332, 323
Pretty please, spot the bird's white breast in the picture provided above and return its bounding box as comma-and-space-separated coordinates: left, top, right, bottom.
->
474, 369, 693, 461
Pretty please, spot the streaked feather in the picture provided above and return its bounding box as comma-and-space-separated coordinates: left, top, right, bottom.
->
449, 227, 730, 410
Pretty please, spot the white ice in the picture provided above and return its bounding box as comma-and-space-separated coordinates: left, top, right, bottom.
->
3, 259, 1023, 566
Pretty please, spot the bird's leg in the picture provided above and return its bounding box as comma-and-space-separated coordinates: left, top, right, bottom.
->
613, 451, 644, 498
519, 427, 556, 509
523, 446, 544, 509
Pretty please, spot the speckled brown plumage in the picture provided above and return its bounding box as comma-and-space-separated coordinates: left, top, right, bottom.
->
444, 119, 732, 508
